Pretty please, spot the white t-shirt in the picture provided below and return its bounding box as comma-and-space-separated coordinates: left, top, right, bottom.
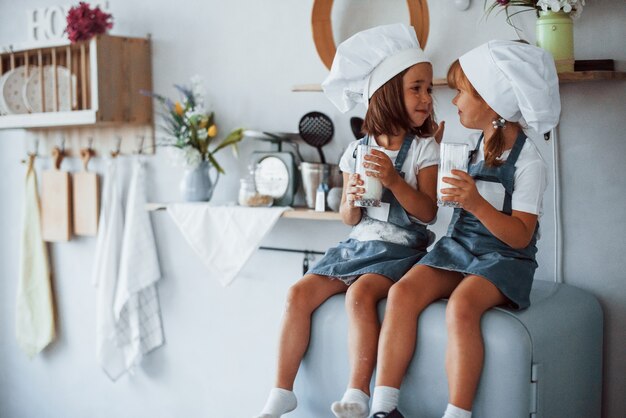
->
338, 135, 439, 246
467, 133, 548, 216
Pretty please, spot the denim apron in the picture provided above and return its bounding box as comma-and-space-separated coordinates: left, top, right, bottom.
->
418, 131, 539, 308
308, 135, 431, 284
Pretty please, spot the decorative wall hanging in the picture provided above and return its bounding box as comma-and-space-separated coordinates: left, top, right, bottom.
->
311, 0, 430, 70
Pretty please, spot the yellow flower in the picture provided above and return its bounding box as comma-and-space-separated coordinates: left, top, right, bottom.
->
174, 101, 184, 116
208, 124, 218, 138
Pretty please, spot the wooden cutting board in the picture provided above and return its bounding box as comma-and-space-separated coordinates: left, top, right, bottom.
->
41, 147, 72, 242
72, 148, 99, 236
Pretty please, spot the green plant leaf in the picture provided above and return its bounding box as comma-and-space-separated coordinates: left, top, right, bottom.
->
206, 152, 225, 174
211, 128, 245, 154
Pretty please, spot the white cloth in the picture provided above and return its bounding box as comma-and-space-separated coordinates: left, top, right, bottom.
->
93, 158, 126, 380
167, 205, 289, 286
113, 157, 164, 378
16, 157, 55, 358
458, 40, 560, 135
322, 23, 430, 112
468, 133, 548, 216
338, 136, 439, 245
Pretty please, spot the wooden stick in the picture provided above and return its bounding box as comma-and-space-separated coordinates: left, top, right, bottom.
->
52, 48, 58, 112
80, 43, 87, 110
66, 46, 73, 110
24, 51, 29, 78
38, 49, 45, 112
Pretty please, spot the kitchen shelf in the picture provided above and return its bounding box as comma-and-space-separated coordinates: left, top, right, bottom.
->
145, 203, 343, 221
0, 34, 153, 129
292, 71, 626, 92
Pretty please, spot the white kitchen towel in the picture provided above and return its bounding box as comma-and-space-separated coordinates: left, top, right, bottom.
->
92, 157, 127, 380
113, 157, 164, 376
16, 156, 56, 358
167, 205, 289, 286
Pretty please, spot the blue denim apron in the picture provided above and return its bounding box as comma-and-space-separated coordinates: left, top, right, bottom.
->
418, 131, 539, 308
308, 135, 430, 284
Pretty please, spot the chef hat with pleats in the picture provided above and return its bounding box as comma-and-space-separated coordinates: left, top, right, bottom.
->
459, 40, 561, 135
322, 23, 430, 113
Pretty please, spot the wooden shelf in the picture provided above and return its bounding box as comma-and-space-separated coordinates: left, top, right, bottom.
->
146, 203, 343, 221
0, 34, 153, 130
557, 70, 626, 83
283, 208, 342, 221
292, 71, 626, 92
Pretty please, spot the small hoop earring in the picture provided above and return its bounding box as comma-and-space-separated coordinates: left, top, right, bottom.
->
492, 117, 506, 129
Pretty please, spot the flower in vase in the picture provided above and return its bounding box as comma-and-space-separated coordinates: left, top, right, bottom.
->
142, 76, 245, 174
484, 0, 585, 26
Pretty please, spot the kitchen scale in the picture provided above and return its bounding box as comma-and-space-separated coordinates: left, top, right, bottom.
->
244, 130, 303, 206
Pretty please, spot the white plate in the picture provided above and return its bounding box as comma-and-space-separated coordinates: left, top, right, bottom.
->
0, 70, 12, 115
23, 65, 77, 113
0, 66, 30, 115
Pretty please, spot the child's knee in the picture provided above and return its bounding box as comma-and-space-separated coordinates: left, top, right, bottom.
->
445, 296, 482, 329
285, 283, 312, 313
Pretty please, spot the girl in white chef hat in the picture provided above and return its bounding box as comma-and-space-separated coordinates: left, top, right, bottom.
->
255, 23, 442, 418
367, 41, 560, 418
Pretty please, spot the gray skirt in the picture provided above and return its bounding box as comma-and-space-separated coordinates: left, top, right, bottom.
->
307, 238, 426, 285
418, 236, 537, 309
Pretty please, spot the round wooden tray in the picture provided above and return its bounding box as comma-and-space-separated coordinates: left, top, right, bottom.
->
311, 0, 430, 70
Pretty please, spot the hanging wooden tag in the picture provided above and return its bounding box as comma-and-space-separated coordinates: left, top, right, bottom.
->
72, 148, 99, 236
41, 147, 72, 242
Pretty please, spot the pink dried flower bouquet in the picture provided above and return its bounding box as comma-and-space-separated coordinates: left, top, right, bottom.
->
65, 2, 113, 43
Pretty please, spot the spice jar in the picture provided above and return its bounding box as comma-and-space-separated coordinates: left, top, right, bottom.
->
238, 177, 257, 206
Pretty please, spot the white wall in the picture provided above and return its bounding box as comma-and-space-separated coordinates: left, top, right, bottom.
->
0, 1, 624, 417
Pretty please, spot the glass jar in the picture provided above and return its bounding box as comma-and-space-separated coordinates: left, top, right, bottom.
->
238, 177, 257, 206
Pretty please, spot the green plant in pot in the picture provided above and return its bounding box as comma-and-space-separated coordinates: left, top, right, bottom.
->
485, 0, 585, 72
143, 76, 245, 201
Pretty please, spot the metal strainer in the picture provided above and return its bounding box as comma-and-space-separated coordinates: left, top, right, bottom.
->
298, 111, 334, 164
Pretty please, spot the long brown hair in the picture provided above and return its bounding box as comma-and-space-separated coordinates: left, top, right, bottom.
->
362, 69, 435, 139
447, 59, 509, 167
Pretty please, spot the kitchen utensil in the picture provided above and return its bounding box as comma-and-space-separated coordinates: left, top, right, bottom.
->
23, 65, 77, 113
437, 142, 469, 208
261, 131, 305, 163
245, 130, 298, 206
72, 147, 99, 236
298, 111, 334, 164
300, 162, 342, 209
41, 147, 72, 241
350, 117, 365, 139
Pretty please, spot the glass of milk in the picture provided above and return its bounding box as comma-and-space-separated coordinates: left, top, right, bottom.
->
437, 142, 469, 207
354, 143, 384, 207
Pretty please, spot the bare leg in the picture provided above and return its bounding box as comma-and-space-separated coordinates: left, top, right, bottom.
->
331, 274, 394, 418
345, 273, 394, 394
445, 275, 508, 411
375, 265, 463, 388
275, 274, 348, 390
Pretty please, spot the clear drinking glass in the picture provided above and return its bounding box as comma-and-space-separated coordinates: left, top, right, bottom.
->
354, 144, 384, 207
437, 142, 469, 207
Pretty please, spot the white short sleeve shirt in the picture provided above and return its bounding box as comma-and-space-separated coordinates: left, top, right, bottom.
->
338, 135, 439, 246
468, 133, 548, 216
339, 135, 440, 187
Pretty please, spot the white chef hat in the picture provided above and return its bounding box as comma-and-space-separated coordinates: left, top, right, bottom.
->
458, 40, 561, 135
321, 23, 430, 113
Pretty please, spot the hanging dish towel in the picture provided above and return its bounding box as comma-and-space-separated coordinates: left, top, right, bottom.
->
113, 157, 164, 376
92, 157, 127, 380
16, 155, 56, 358
168, 205, 289, 286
